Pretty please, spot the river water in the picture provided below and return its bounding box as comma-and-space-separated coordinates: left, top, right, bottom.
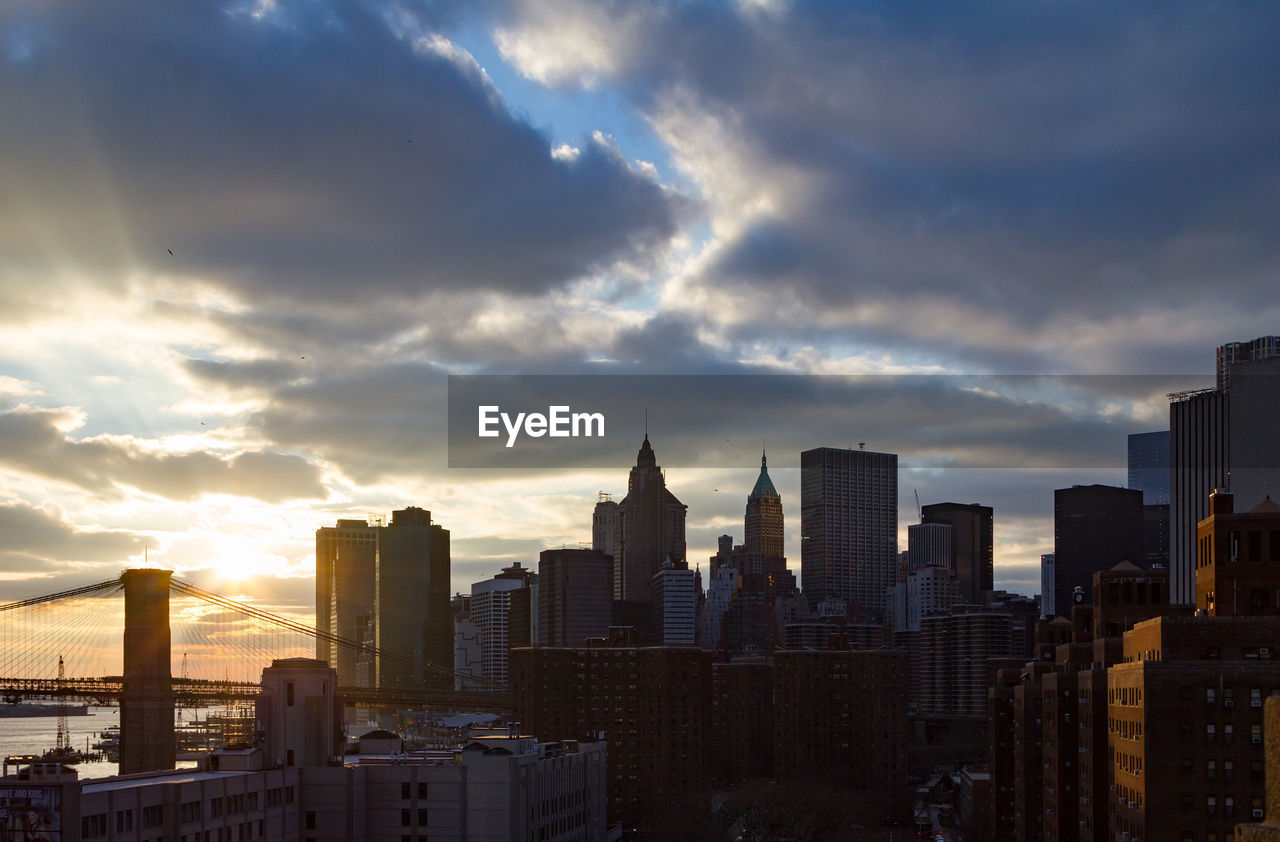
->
0, 706, 197, 780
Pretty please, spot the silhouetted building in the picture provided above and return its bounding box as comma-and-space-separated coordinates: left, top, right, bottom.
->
1196, 491, 1280, 617
1129, 430, 1171, 505
1040, 553, 1056, 617
316, 508, 451, 691
908, 521, 953, 575
745, 449, 784, 561
773, 648, 909, 821
594, 435, 687, 610
921, 502, 993, 605
510, 641, 713, 830
907, 605, 1019, 717
1053, 484, 1144, 616
537, 548, 612, 647
711, 659, 775, 786
801, 446, 898, 616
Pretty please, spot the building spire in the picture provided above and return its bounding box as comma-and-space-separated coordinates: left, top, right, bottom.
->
750, 447, 778, 499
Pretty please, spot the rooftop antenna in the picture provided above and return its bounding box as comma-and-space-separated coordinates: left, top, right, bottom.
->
644, 407, 648, 438
858, 441, 866, 450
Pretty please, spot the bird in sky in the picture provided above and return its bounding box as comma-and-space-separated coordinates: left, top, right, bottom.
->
167, 248, 173, 255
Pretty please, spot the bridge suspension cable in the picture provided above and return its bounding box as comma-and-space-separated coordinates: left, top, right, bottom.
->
169, 577, 498, 689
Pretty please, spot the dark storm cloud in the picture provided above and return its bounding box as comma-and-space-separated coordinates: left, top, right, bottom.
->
0, 405, 327, 502
0, 0, 681, 306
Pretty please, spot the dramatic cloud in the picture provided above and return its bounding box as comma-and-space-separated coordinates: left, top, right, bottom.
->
0, 0, 683, 309
0, 499, 147, 572
0, 405, 327, 502
494, 0, 1280, 371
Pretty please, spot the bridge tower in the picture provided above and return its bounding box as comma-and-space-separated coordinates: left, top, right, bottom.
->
119, 568, 175, 774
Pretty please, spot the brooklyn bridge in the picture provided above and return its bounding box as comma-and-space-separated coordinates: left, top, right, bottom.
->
0, 568, 512, 773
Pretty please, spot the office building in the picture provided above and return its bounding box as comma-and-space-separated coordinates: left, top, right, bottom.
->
745, 449, 784, 560
649, 563, 697, 646
1217, 335, 1280, 390
800, 446, 898, 616
1040, 553, 1055, 617
1129, 431, 1171, 505
593, 436, 688, 614
315, 518, 378, 685
1171, 340, 1280, 605
537, 548, 612, 647
470, 564, 535, 689
908, 522, 953, 573
1195, 491, 1280, 617
1053, 484, 1143, 616
316, 509, 451, 690
886, 564, 959, 633
921, 502, 993, 605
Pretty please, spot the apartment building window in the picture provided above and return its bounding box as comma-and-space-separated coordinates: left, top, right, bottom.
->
116, 809, 133, 832
401, 809, 411, 826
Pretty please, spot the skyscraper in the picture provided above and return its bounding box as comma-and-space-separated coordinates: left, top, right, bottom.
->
1052, 485, 1143, 615
315, 518, 378, 685
375, 507, 452, 690
1127, 430, 1170, 505
1170, 339, 1280, 604
593, 435, 687, 604
800, 446, 897, 616
920, 502, 994, 605
907, 522, 953, 573
537, 548, 612, 647
315, 508, 451, 689
745, 449, 783, 560
1040, 553, 1055, 617
470, 563, 535, 689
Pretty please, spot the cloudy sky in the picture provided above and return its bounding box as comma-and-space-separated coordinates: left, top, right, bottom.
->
3, 0, 1278, 627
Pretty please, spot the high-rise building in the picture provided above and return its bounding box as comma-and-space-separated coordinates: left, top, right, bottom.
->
511, 635, 713, 831
1128, 430, 1171, 505
745, 449, 784, 560
1217, 334, 1280, 390
773, 649, 909, 821
537, 548, 612, 647
316, 508, 451, 690
315, 518, 378, 686
1172, 340, 1280, 604
800, 446, 898, 616
1040, 553, 1055, 617
921, 502, 993, 605
375, 507, 452, 690
908, 522, 953, 573
1107, 615, 1280, 842
593, 436, 687, 607
470, 563, 535, 689
1052, 485, 1143, 616
649, 563, 697, 646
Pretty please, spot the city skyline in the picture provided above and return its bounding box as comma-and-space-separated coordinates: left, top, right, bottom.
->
4, 0, 1280, 625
